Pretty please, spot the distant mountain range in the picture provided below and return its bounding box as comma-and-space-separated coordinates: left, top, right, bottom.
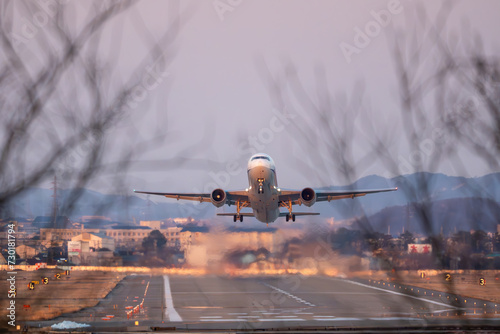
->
292, 172, 499, 224
356, 197, 500, 235
4, 172, 500, 235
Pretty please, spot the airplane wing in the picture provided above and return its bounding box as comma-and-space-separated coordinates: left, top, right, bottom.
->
135, 187, 396, 213
278, 187, 397, 205
314, 187, 398, 202
133, 190, 249, 206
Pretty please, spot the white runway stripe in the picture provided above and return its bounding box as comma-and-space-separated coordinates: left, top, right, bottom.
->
262, 282, 316, 307
200, 319, 244, 322
338, 279, 459, 309
258, 318, 305, 322
163, 275, 182, 322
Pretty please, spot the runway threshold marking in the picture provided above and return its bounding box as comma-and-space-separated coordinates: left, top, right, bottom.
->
163, 275, 183, 322
337, 278, 459, 309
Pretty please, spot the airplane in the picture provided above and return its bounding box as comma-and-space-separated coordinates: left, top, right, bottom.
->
134, 153, 397, 224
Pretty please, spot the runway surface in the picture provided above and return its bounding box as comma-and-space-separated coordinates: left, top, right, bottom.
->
28, 274, 500, 330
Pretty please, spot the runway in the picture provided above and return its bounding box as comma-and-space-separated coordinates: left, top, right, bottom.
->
28, 274, 500, 331
164, 275, 458, 323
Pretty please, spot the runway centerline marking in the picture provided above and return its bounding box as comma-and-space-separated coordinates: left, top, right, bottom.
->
334, 278, 459, 309
163, 275, 182, 322
262, 282, 316, 307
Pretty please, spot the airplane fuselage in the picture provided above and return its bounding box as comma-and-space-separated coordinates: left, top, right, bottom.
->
246, 155, 280, 223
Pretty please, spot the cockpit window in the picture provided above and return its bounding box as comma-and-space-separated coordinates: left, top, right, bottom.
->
251, 155, 270, 161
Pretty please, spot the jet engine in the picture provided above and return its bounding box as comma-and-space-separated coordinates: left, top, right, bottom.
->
211, 188, 227, 207
300, 187, 316, 207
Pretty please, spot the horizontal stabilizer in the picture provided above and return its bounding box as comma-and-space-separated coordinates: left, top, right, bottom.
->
217, 213, 255, 217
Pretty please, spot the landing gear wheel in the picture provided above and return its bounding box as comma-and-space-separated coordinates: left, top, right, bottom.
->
284, 199, 294, 223
233, 215, 237, 222
239, 215, 243, 222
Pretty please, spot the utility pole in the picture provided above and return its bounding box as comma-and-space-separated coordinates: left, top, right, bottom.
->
405, 203, 410, 234
26, 192, 33, 219
51, 175, 59, 228
147, 195, 151, 220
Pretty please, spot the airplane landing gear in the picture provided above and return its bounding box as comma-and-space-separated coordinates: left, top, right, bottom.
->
234, 200, 244, 222
283, 199, 295, 222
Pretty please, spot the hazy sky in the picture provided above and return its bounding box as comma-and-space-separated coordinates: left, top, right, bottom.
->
13, 0, 499, 193
111, 0, 499, 194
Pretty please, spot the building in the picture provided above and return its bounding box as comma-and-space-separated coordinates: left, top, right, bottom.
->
140, 220, 162, 230
407, 243, 432, 254
16, 245, 37, 259
40, 225, 197, 251
83, 250, 122, 266
33, 216, 71, 229
69, 232, 119, 265
103, 226, 152, 246
168, 217, 194, 225
163, 227, 182, 248
81, 216, 112, 222
41, 228, 100, 241
0, 219, 35, 241
102, 226, 184, 248
71, 232, 115, 251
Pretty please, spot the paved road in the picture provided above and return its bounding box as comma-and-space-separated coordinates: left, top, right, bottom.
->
28, 274, 500, 331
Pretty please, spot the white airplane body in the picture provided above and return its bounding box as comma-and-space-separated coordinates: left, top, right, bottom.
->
134, 153, 397, 224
